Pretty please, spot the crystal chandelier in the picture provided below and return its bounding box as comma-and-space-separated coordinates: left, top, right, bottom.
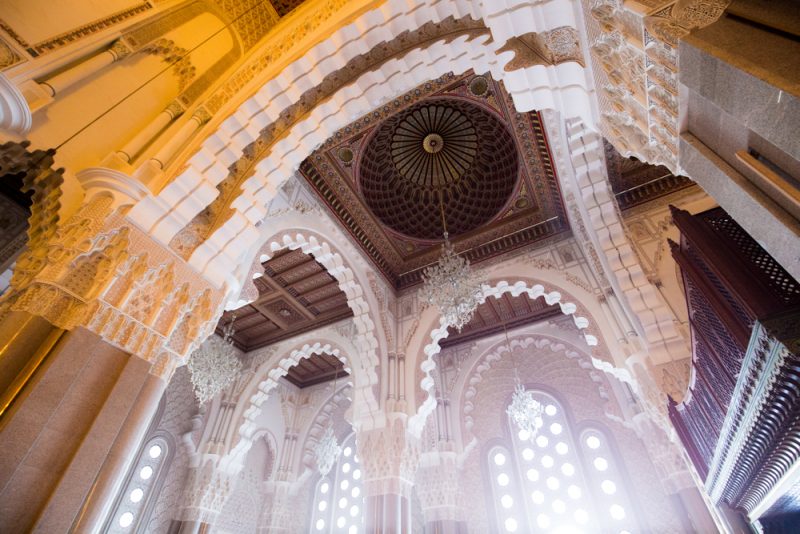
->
502, 324, 544, 440
421, 191, 485, 332
507, 383, 545, 439
314, 425, 342, 476
187, 316, 242, 405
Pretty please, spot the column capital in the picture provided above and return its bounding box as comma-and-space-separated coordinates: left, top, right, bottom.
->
179, 457, 236, 524
109, 39, 134, 61
416, 450, 465, 524
356, 416, 421, 499
0, 156, 226, 380
192, 106, 212, 123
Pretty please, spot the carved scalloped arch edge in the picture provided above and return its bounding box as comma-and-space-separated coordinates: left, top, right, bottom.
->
408, 279, 600, 437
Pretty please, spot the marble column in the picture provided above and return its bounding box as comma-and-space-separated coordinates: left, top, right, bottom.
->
364, 489, 413, 534
39, 40, 133, 98
116, 101, 185, 163
71, 371, 168, 531
150, 107, 210, 169
0, 325, 154, 532
0, 310, 62, 417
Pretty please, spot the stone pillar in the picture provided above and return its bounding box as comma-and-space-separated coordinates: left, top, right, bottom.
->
0, 310, 62, 416
0, 326, 155, 532
676, 486, 719, 533
115, 101, 185, 163
358, 417, 420, 534
416, 451, 467, 534
40, 40, 133, 98
71, 372, 168, 531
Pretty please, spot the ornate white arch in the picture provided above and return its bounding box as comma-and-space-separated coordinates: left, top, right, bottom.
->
457, 334, 610, 444
407, 279, 602, 436
252, 227, 383, 415
297, 383, 353, 479
126, 0, 594, 293
223, 327, 362, 469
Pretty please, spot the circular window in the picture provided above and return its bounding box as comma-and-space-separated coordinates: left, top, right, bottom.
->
148, 445, 162, 459
119, 512, 134, 528
504, 517, 518, 532
139, 466, 153, 480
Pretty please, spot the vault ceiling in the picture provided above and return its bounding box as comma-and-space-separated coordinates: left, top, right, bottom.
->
299, 72, 571, 291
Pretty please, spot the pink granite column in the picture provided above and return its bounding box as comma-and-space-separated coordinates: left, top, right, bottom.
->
0, 326, 155, 532
72, 371, 168, 531
364, 488, 413, 534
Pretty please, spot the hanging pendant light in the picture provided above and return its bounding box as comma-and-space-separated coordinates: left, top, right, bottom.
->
503, 322, 544, 440
421, 190, 485, 332
188, 315, 242, 405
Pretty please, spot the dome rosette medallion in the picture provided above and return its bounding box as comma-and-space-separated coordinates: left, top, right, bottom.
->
358, 97, 520, 241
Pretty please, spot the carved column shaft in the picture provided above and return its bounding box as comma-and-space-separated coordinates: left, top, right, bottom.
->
116, 102, 184, 163
0, 327, 155, 532
150, 108, 210, 169
40, 40, 132, 97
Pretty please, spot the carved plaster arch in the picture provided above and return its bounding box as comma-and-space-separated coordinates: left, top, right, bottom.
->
253, 229, 383, 415
246, 428, 279, 482
127, 0, 595, 293
457, 334, 611, 446
408, 280, 594, 436
297, 383, 353, 479
224, 340, 351, 469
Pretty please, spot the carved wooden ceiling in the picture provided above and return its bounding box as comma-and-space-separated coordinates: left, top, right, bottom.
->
299, 72, 571, 291
267, 0, 307, 17
284, 352, 348, 389
439, 292, 562, 348
217, 247, 353, 352
604, 140, 695, 210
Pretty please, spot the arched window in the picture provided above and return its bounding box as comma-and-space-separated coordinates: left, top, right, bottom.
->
488, 391, 638, 533
107, 435, 170, 532
308, 433, 364, 534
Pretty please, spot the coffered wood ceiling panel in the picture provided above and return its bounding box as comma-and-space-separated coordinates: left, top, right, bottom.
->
439, 292, 562, 348
299, 72, 571, 291
217, 247, 353, 352
284, 352, 348, 388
